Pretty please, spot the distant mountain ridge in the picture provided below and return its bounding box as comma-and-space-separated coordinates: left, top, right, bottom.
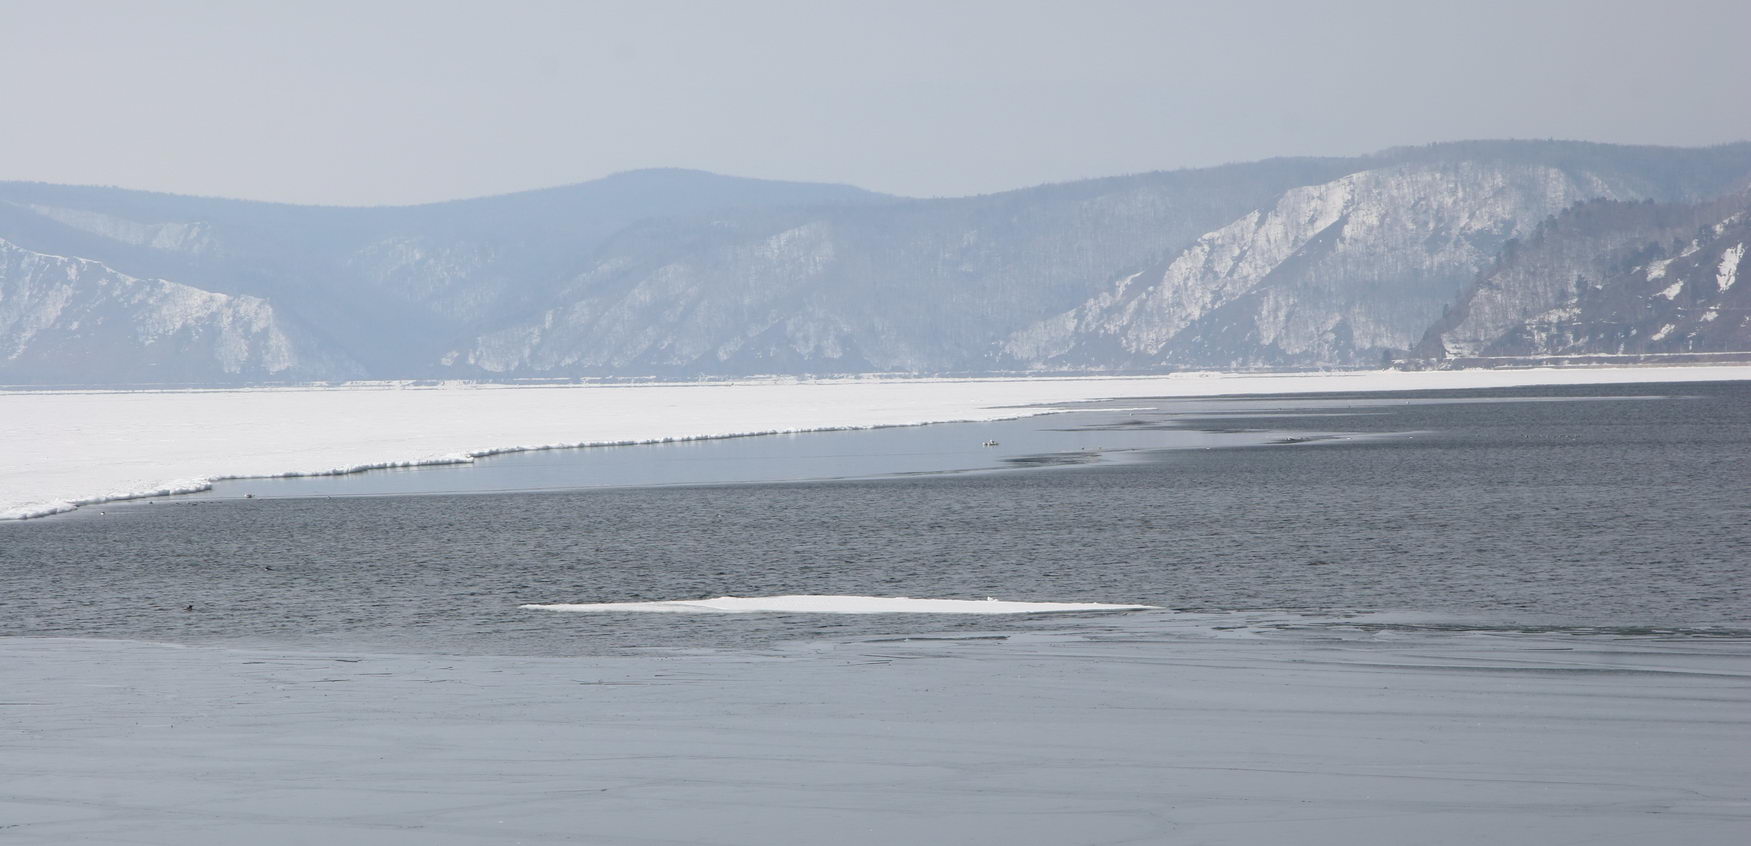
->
2, 141, 1750, 384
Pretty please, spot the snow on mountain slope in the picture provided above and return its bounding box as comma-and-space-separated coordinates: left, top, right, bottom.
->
0, 238, 357, 384
1005, 162, 1639, 369
446, 219, 865, 373
345, 236, 511, 325
1417, 198, 1734, 360
1471, 203, 1751, 358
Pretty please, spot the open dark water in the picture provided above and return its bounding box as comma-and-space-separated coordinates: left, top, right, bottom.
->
2, 381, 1747, 655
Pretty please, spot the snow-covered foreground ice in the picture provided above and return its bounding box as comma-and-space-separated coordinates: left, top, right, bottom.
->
5, 366, 1751, 519
522, 595, 1159, 614
4, 618, 1746, 845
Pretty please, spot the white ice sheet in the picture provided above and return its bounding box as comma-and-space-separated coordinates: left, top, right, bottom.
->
5, 366, 1749, 519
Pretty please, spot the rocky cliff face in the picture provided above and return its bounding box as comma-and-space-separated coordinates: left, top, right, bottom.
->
0, 239, 356, 384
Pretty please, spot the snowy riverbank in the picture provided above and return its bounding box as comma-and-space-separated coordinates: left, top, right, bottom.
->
7, 365, 1751, 519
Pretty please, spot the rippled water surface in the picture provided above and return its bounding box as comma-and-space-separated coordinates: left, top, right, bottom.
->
3, 381, 1747, 654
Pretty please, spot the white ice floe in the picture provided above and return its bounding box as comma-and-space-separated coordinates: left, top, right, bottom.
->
7, 367, 1751, 519
522, 595, 1159, 614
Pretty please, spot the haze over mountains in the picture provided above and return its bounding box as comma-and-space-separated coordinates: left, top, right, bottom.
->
3, 140, 1749, 385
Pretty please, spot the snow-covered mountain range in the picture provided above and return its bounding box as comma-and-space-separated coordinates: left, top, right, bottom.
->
3, 140, 1750, 384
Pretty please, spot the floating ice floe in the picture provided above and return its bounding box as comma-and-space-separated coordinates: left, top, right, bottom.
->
520, 595, 1160, 615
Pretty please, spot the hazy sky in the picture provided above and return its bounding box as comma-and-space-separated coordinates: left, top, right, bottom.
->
3, 0, 1748, 206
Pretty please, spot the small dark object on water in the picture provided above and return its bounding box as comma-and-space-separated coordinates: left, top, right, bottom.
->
183, 604, 195, 612
245, 493, 255, 499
